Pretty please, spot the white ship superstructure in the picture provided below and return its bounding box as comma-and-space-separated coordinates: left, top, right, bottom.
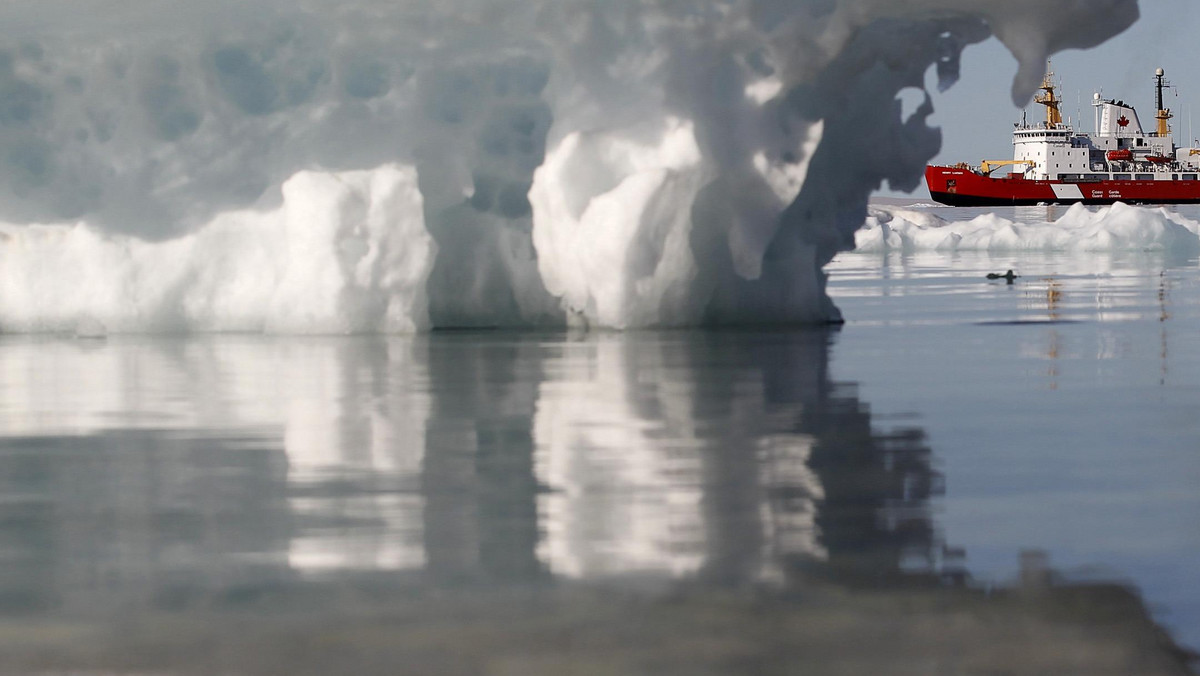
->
1013, 67, 1197, 181
928, 66, 1200, 206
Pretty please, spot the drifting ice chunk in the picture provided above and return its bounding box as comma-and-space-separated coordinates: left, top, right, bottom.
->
856, 203, 1200, 254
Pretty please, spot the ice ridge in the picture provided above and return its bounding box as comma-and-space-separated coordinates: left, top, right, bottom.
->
857, 203, 1200, 255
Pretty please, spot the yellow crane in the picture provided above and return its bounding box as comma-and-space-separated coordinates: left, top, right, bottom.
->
980, 160, 1035, 175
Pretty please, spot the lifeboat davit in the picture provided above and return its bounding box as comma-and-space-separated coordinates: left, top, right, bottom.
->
1146, 155, 1172, 164
1106, 149, 1133, 161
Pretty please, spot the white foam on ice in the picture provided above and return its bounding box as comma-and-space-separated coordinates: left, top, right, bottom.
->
856, 203, 1200, 255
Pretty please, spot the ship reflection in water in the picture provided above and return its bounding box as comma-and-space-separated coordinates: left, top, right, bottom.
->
0, 332, 1191, 675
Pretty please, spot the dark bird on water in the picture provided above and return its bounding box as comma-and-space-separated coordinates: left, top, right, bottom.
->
987, 269, 1019, 283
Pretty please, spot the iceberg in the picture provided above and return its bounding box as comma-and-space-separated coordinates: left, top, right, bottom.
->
0, 0, 1139, 331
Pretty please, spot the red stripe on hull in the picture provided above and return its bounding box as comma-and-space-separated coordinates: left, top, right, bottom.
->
924, 166, 1200, 206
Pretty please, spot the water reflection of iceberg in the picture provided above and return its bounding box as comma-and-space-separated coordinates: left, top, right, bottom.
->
407, 329, 945, 588
0, 331, 943, 597
0, 333, 1191, 674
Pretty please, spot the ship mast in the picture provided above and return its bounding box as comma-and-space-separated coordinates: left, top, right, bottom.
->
1034, 61, 1062, 127
1155, 67, 1173, 137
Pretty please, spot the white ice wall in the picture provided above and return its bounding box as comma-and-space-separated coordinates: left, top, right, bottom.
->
0, 0, 1139, 332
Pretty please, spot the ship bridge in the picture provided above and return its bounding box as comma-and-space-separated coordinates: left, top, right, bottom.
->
1006, 67, 1092, 180
1012, 126, 1091, 180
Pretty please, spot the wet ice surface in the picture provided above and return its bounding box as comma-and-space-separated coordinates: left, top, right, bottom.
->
0, 208, 1199, 673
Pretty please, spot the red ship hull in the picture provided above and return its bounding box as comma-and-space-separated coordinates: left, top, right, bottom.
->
925, 165, 1200, 206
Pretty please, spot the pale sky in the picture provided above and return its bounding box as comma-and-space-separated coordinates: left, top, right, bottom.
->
896, 0, 1196, 197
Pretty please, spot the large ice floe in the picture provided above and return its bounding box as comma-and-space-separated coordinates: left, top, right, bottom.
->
857, 203, 1200, 255
0, 0, 1138, 332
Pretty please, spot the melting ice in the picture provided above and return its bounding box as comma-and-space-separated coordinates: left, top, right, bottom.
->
0, 0, 1139, 332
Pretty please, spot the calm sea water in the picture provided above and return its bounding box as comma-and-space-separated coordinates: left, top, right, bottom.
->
833, 203, 1200, 651
0, 204, 1197, 673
